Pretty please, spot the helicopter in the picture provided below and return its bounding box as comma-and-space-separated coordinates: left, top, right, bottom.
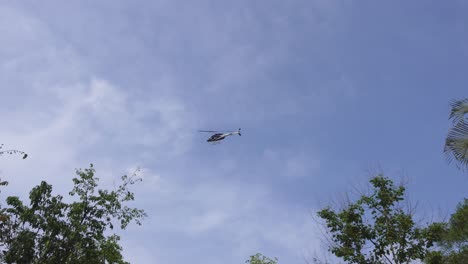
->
198, 128, 241, 143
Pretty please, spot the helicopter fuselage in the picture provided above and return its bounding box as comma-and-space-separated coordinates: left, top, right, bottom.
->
207, 133, 228, 142
206, 131, 240, 142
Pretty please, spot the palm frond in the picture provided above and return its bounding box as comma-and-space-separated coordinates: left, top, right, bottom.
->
444, 120, 468, 169
448, 98, 468, 124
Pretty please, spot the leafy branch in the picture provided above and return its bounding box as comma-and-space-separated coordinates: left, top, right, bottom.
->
0, 144, 28, 159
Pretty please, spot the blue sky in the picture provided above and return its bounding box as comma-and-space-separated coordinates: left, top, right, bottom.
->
0, 1, 467, 263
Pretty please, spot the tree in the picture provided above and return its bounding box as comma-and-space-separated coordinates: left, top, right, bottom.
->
317, 175, 438, 264
0, 144, 27, 159
425, 199, 468, 264
424, 98, 468, 262
245, 253, 278, 264
0, 164, 146, 263
444, 98, 468, 170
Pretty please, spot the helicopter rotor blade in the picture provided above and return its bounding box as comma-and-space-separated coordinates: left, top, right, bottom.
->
198, 130, 234, 133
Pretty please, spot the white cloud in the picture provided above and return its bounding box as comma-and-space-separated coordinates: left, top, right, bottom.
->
263, 149, 321, 179
120, 167, 321, 263
286, 155, 320, 179
0, 1, 346, 263
188, 210, 229, 234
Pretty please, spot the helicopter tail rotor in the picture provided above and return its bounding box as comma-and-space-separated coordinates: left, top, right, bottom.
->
238, 128, 241, 136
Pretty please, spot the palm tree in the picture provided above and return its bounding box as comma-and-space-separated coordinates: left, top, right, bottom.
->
444, 98, 468, 170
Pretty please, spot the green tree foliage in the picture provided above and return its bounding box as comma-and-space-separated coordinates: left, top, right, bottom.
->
425, 199, 468, 264
444, 98, 468, 170
245, 253, 278, 264
317, 175, 438, 264
0, 164, 146, 264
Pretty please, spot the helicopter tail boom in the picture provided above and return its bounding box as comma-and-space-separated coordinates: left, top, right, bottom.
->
226, 128, 241, 137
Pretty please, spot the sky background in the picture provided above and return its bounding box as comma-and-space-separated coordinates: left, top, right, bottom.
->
0, 1, 467, 263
